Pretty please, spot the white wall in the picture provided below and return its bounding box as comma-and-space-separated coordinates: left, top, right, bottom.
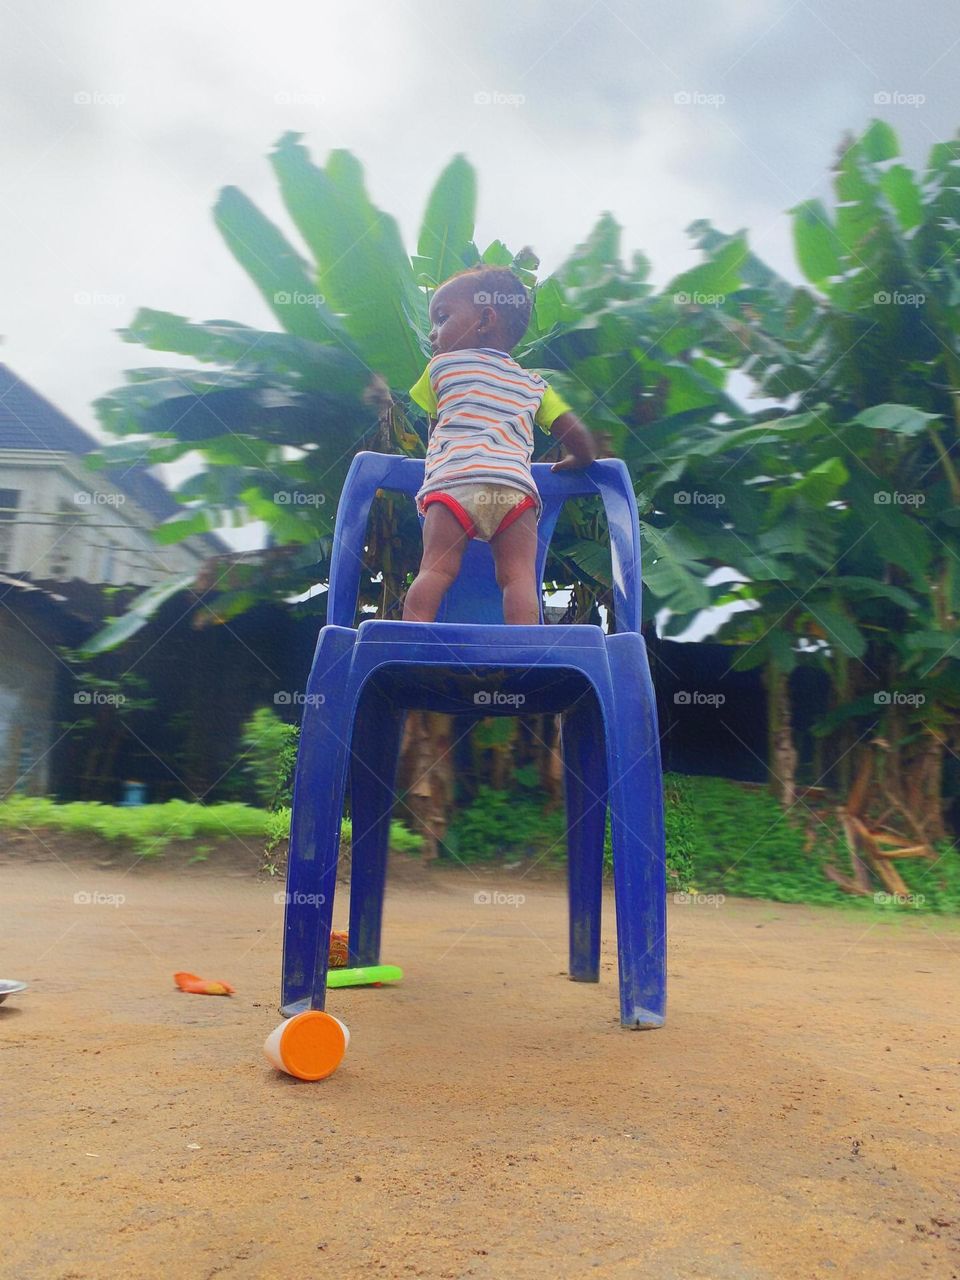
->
0, 453, 207, 586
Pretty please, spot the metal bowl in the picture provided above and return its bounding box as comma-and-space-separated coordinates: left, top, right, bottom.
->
0, 980, 27, 1005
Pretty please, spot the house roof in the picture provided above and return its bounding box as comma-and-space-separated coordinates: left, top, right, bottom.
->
0, 363, 226, 553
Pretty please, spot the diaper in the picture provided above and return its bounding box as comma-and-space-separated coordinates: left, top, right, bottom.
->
419, 483, 536, 542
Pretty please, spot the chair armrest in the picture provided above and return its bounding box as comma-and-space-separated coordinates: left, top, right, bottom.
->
533, 459, 643, 634
326, 452, 424, 627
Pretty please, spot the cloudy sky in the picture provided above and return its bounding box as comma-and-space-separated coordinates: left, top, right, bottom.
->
2, 0, 959, 454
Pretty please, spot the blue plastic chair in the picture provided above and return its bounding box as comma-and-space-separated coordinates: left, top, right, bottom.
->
281, 452, 666, 1028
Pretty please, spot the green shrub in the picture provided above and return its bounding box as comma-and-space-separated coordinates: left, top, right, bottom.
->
443, 774, 696, 891
0, 797, 423, 862
688, 775, 960, 913
0, 797, 271, 857
237, 708, 299, 809
265, 808, 423, 857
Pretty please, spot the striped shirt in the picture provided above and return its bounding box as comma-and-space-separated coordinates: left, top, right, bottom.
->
409, 348, 570, 510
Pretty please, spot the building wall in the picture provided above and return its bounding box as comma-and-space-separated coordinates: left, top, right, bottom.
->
0, 607, 60, 795
0, 454, 204, 586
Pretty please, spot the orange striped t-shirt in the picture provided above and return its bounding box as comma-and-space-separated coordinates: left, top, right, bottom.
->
409, 348, 570, 510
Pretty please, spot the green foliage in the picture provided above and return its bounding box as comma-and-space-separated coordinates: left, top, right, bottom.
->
444, 775, 696, 891
659, 773, 697, 892
688, 777, 960, 913
444, 774, 960, 913
444, 786, 567, 863
238, 707, 299, 809
83, 123, 960, 845
265, 808, 424, 857
0, 797, 423, 862
0, 798, 271, 857
89, 138, 731, 647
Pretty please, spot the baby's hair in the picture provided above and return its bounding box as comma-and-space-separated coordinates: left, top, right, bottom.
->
446, 266, 532, 349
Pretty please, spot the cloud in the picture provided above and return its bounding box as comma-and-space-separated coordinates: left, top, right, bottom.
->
1, 0, 958, 552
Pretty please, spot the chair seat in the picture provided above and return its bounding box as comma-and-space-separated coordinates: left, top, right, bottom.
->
356, 619, 607, 650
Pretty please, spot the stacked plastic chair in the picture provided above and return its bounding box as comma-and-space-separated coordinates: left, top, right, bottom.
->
281, 452, 666, 1028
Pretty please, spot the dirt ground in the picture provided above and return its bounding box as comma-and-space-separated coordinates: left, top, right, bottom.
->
1, 838, 959, 1280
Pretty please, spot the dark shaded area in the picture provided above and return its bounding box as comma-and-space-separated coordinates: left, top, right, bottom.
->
46, 594, 326, 802
650, 637, 831, 785
19, 596, 841, 804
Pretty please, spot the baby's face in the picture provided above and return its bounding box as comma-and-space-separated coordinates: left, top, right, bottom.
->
428, 279, 497, 355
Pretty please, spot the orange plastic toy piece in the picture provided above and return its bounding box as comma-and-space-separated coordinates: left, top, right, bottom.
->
329, 930, 349, 968
174, 971, 235, 996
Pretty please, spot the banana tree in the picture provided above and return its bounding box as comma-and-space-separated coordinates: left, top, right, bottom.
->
90, 137, 728, 643
654, 122, 960, 841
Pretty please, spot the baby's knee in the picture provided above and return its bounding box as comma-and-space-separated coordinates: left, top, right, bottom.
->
495, 561, 533, 592
423, 562, 460, 591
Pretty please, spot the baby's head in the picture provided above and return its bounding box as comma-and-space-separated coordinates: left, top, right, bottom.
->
427, 267, 531, 356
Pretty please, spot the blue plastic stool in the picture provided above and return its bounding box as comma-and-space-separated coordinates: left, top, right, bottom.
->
281, 452, 666, 1028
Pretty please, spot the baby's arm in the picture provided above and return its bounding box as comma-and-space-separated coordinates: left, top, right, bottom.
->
549, 411, 597, 472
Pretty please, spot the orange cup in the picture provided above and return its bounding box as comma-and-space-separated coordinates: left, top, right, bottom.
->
263, 1010, 349, 1081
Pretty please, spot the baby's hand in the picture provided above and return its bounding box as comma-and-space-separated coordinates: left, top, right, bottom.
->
550, 411, 597, 471
551, 453, 590, 472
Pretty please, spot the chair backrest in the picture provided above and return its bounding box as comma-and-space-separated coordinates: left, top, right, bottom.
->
325, 453, 643, 633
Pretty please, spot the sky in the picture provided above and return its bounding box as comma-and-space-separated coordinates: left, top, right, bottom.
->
2, 0, 959, 545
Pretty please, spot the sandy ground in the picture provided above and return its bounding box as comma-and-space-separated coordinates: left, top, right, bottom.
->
1, 841, 959, 1280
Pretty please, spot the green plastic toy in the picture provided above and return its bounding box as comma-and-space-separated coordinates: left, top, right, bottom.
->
326, 965, 403, 988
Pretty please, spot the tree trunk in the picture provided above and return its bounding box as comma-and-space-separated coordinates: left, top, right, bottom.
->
397, 710, 455, 860
765, 662, 797, 808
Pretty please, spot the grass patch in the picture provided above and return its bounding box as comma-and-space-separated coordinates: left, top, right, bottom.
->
443, 774, 696, 892
0, 798, 422, 862
688, 776, 960, 914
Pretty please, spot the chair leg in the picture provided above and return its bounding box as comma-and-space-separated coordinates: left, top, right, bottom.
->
561, 693, 607, 982
347, 690, 405, 967
280, 627, 356, 1016
604, 634, 667, 1029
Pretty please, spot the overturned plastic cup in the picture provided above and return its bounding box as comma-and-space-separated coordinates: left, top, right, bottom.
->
264, 1010, 349, 1081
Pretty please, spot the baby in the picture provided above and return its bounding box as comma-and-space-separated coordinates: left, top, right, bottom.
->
403, 267, 596, 625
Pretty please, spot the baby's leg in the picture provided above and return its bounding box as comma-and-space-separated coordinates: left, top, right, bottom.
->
490, 508, 539, 625
402, 503, 469, 622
